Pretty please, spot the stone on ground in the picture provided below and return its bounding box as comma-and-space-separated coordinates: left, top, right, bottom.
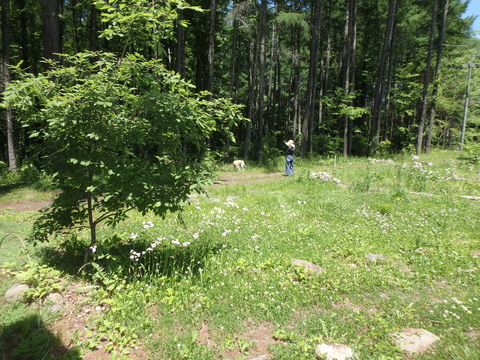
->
365, 253, 384, 261
5, 283, 29, 302
315, 343, 354, 360
392, 328, 439, 354
291, 259, 323, 273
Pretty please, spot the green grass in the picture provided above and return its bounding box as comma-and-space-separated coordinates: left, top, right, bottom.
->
1, 151, 479, 359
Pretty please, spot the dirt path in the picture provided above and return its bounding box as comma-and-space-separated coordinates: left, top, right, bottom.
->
0, 199, 53, 213
0, 172, 283, 214
213, 171, 284, 186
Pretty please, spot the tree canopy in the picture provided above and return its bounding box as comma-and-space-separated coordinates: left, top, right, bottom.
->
2, 0, 480, 164
3, 50, 245, 251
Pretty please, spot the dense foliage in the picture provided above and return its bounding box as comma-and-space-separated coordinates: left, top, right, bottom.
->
2, 0, 479, 164
3, 51, 246, 248
2, 0, 248, 248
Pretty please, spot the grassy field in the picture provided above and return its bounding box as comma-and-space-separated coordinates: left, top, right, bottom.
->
1, 151, 479, 359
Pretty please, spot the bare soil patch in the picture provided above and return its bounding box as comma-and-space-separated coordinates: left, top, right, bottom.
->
213, 171, 284, 186
198, 321, 279, 360
0, 199, 52, 213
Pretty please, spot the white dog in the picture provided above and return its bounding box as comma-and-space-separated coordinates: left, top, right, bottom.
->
233, 160, 246, 171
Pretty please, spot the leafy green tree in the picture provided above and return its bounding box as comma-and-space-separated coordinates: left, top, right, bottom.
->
3, 52, 245, 262
1, 0, 246, 264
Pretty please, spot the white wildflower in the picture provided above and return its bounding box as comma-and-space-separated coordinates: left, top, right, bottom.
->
142, 221, 154, 229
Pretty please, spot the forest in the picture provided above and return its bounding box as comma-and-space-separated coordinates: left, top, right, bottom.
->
1, 0, 480, 172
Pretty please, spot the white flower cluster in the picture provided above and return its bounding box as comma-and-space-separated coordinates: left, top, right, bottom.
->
142, 221, 154, 229
171, 238, 191, 247
224, 199, 239, 208
147, 238, 163, 251
430, 297, 478, 321
130, 249, 143, 261
369, 158, 396, 166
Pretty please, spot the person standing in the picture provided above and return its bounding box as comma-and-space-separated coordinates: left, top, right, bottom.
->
285, 140, 295, 175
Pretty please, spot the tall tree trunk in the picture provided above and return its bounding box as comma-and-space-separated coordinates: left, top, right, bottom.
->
371, 0, 397, 154
384, 41, 395, 141
301, 0, 323, 157
292, 27, 302, 140
89, 3, 98, 51
340, 0, 357, 157
229, 2, 239, 100
426, 0, 448, 154
2, 0, 17, 171
416, 0, 438, 155
244, 40, 256, 159
341, 0, 351, 157
70, 0, 80, 53
225, 2, 240, 161
176, 9, 186, 78
348, 0, 357, 155
40, 0, 62, 65
256, 0, 267, 162
206, 0, 216, 101
18, 0, 30, 69
266, 3, 278, 137
319, 0, 333, 127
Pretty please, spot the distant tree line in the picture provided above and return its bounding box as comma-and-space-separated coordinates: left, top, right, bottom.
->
2, 0, 480, 172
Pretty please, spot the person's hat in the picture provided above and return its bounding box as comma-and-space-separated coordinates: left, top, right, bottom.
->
285, 140, 295, 147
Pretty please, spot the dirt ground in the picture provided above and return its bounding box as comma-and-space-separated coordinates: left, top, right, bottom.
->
0, 172, 283, 213
0, 198, 53, 212
45, 281, 279, 360
214, 171, 284, 186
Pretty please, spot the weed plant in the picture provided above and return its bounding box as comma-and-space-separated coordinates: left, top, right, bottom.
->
0, 151, 479, 359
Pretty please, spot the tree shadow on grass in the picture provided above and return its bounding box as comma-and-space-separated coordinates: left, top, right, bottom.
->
0, 183, 25, 196
35, 235, 225, 281
0, 313, 82, 359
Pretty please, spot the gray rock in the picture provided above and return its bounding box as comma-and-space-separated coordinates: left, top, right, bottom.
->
291, 259, 323, 273
49, 304, 62, 313
310, 172, 341, 184
315, 343, 354, 360
365, 253, 384, 261
392, 328, 439, 354
47, 292, 64, 304
248, 355, 268, 360
5, 283, 29, 302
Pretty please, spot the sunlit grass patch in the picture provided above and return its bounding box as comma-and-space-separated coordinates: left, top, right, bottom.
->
1, 151, 479, 359
80, 172, 479, 357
